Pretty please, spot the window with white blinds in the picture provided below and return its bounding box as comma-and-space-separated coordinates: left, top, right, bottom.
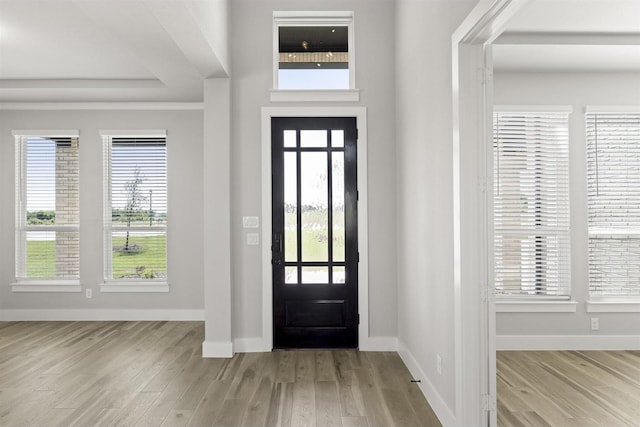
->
493, 111, 571, 299
587, 112, 640, 300
103, 132, 167, 281
14, 132, 80, 280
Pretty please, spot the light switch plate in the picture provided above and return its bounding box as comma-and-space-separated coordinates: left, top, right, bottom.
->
246, 233, 260, 246
242, 216, 260, 228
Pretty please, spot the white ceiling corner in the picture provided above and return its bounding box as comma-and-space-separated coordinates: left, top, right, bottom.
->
494, 0, 640, 73
0, 0, 228, 102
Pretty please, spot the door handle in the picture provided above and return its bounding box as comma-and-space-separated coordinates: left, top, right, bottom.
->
272, 233, 283, 266
272, 233, 283, 254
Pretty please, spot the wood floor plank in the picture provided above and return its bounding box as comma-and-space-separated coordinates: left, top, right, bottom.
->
341, 416, 369, 427
242, 376, 275, 427
333, 351, 364, 417
173, 358, 225, 411
159, 409, 193, 427
187, 378, 232, 427
265, 382, 293, 427
227, 352, 264, 401
290, 380, 316, 427
314, 381, 341, 427
315, 352, 337, 382
275, 351, 296, 383
383, 354, 442, 427
31, 408, 77, 427
353, 367, 394, 427
296, 351, 316, 381
212, 398, 247, 427
380, 387, 422, 427
104, 391, 162, 426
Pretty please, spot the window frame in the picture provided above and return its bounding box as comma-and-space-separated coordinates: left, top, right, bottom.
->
586, 107, 640, 304
492, 107, 573, 302
12, 130, 81, 292
100, 129, 169, 293
271, 11, 359, 102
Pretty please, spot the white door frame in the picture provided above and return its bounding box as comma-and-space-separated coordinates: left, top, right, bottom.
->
452, 0, 531, 425
260, 106, 371, 351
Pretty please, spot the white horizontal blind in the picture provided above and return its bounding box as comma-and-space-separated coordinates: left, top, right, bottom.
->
104, 136, 167, 281
587, 112, 640, 299
493, 112, 571, 299
15, 135, 80, 280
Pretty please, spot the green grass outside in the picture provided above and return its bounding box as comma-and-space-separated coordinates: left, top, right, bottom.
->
26, 235, 166, 279
111, 235, 166, 278
26, 240, 56, 277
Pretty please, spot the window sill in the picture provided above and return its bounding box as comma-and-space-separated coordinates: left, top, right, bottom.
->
270, 89, 360, 103
100, 282, 170, 293
497, 300, 578, 313
11, 281, 81, 293
586, 301, 640, 313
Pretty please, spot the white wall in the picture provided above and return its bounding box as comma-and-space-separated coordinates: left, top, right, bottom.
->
229, 0, 398, 342
0, 110, 205, 313
395, 0, 478, 421
494, 71, 640, 339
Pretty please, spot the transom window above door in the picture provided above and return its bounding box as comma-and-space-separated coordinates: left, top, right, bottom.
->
272, 12, 358, 102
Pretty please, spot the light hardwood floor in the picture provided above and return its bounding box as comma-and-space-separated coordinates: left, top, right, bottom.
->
0, 321, 441, 427
498, 350, 640, 427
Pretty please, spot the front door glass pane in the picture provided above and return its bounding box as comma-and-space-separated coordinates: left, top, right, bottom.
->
301, 152, 329, 262
302, 266, 329, 284
300, 130, 327, 148
285, 266, 298, 284
332, 153, 345, 262
284, 152, 297, 262
331, 130, 344, 147
284, 130, 297, 148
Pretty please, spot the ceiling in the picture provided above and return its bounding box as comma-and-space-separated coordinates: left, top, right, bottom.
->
0, 0, 227, 103
1, 0, 638, 102
494, 0, 640, 72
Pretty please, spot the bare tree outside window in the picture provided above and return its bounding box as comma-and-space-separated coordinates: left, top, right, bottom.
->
121, 168, 146, 252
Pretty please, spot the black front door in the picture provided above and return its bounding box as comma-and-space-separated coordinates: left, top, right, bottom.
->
272, 117, 358, 349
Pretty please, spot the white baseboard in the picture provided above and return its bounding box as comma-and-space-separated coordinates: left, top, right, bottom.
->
397, 340, 456, 427
359, 336, 398, 351
231, 336, 398, 353
234, 337, 270, 353
202, 340, 234, 358
0, 309, 204, 322
497, 334, 640, 350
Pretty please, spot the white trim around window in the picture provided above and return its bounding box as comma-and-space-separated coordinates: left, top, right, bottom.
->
585, 106, 640, 114
100, 282, 169, 293
494, 105, 574, 113
271, 11, 358, 102
586, 301, 640, 313
493, 109, 572, 300
586, 111, 640, 301
101, 130, 169, 292
11, 281, 81, 293
269, 89, 359, 103
13, 130, 81, 290
497, 300, 578, 313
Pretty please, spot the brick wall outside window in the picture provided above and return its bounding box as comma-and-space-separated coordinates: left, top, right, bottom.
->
54, 138, 80, 278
